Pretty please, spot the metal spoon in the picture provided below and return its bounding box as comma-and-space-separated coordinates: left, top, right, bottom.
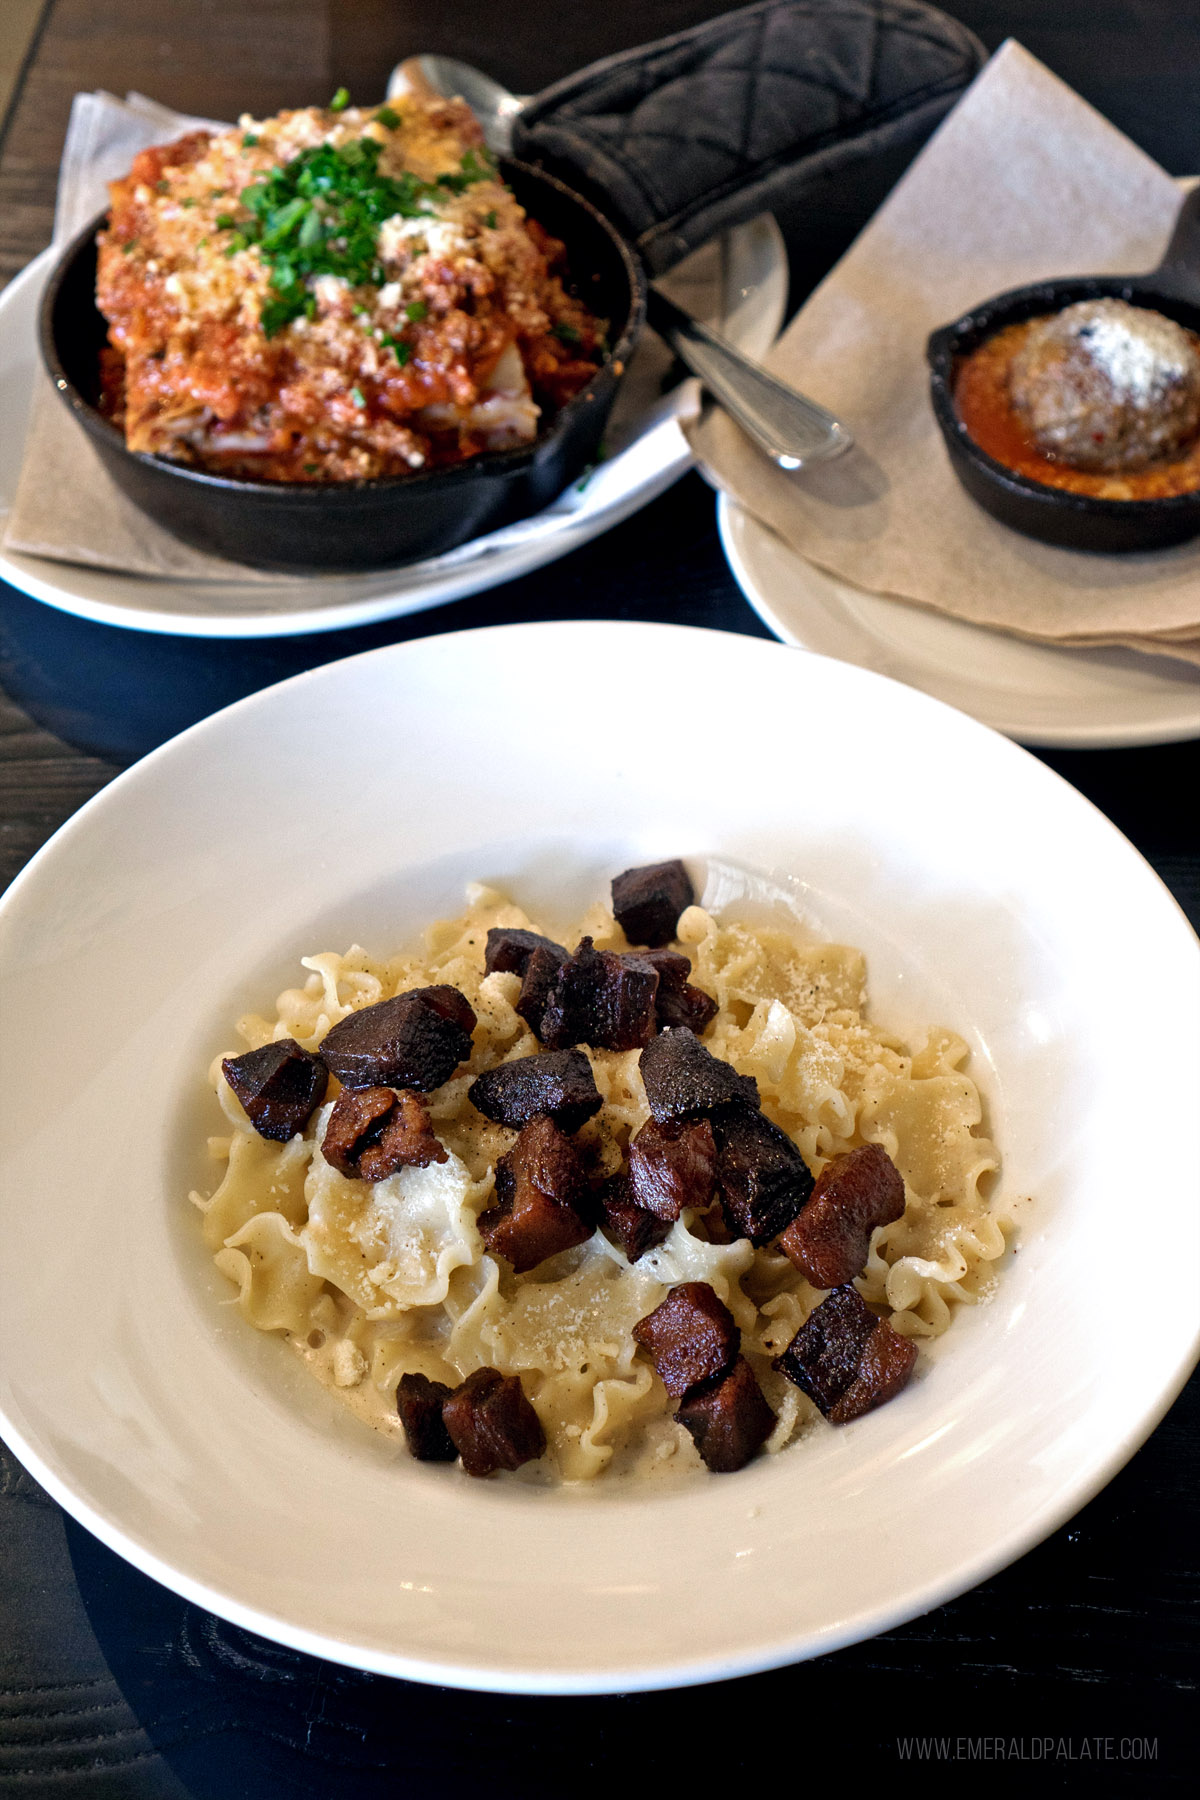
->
389, 56, 853, 470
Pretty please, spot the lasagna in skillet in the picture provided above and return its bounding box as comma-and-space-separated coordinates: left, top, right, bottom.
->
95, 94, 606, 481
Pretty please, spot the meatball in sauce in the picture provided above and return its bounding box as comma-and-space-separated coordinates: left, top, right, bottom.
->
954, 297, 1200, 499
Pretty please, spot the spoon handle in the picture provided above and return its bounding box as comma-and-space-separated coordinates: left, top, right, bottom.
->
645, 289, 852, 470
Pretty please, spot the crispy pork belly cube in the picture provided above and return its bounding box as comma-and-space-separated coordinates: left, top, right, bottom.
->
597, 1173, 672, 1263
477, 1115, 592, 1272
443, 1367, 546, 1477
663, 986, 718, 1036
628, 1116, 717, 1221
773, 1285, 875, 1413
611, 859, 694, 947
538, 937, 660, 1051
827, 1317, 918, 1424
778, 1143, 905, 1286
483, 926, 567, 976
322, 1085, 448, 1180
515, 943, 569, 1037
360, 1089, 448, 1180
714, 1107, 814, 1246
636, 948, 719, 1035
222, 1038, 327, 1141
319, 986, 475, 1091
633, 1281, 740, 1398
675, 1356, 775, 1472
321, 1084, 397, 1176
468, 1047, 601, 1134
774, 1285, 917, 1422
639, 1027, 759, 1123
396, 1372, 458, 1462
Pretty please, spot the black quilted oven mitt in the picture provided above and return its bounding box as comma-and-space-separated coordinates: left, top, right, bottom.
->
511, 0, 984, 274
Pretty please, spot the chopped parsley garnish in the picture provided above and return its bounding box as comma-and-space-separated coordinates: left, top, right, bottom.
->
553, 321, 582, 346
259, 297, 292, 334
382, 336, 411, 365
405, 299, 427, 321
214, 213, 236, 230
375, 105, 400, 129
484, 209, 498, 229
304, 462, 319, 473
242, 133, 259, 148
329, 87, 350, 112
435, 146, 496, 194
351, 385, 366, 406
217, 136, 498, 337
181, 196, 197, 208
155, 179, 169, 194
121, 239, 138, 254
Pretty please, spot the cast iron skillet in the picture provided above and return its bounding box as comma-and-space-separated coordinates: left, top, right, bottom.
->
927, 187, 1200, 554
39, 161, 645, 573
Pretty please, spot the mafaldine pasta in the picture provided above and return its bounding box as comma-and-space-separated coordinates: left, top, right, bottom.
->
193, 868, 1009, 1482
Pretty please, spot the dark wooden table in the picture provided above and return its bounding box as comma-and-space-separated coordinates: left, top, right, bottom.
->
1, 4, 1196, 1793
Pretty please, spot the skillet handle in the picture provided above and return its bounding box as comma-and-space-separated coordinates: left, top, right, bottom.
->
511, 0, 984, 275
1148, 184, 1200, 303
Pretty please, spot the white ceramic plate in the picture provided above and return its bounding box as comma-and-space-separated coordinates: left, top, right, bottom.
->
0, 621, 1196, 1693
718, 495, 1200, 749
0, 220, 785, 638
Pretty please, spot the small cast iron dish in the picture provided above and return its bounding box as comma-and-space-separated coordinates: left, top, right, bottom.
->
927, 187, 1200, 554
39, 161, 645, 573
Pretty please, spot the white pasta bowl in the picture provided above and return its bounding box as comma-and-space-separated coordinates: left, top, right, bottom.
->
0, 620, 1196, 1693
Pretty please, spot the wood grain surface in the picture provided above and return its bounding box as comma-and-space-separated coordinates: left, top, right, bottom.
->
0, 3, 1196, 1793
